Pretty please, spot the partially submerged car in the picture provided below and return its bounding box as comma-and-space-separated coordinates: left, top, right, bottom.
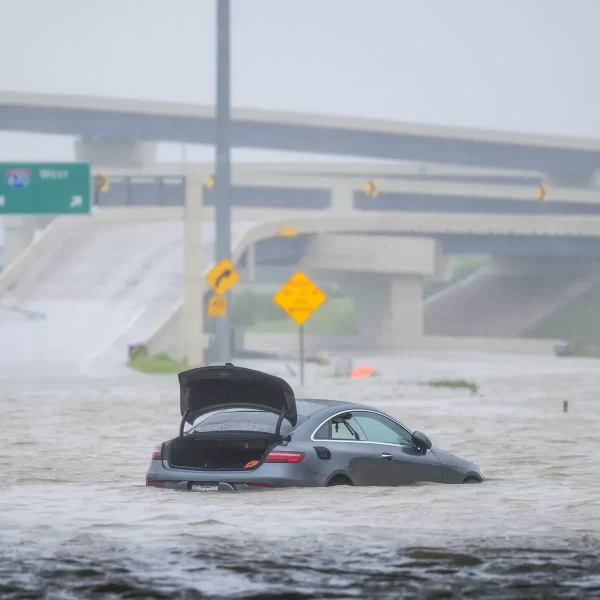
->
146, 364, 483, 491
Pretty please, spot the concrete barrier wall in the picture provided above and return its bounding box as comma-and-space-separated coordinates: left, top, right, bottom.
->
242, 332, 560, 357
144, 300, 185, 362
419, 335, 559, 355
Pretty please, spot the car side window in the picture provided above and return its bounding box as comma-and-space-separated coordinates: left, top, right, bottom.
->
314, 414, 367, 441
353, 412, 412, 446
314, 421, 330, 439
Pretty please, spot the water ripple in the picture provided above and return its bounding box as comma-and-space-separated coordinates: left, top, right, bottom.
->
1, 354, 600, 597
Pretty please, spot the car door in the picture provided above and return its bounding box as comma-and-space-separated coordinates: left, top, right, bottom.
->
352, 411, 443, 485
312, 413, 380, 486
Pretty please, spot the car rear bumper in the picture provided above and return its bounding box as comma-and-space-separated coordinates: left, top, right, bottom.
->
146, 459, 327, 491
147, 480, 282, 492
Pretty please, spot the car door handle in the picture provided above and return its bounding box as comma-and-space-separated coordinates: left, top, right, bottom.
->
381, 453, 393, 460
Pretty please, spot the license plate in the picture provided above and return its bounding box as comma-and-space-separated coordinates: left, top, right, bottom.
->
190, 483, 218, 492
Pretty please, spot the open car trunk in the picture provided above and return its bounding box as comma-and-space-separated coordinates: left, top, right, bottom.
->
166, 434, 277, 471
178, 364, 297, 428
167, 365, 298, 470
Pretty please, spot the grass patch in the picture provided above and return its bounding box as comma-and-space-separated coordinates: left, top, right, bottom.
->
427, 379, 479, 393
128, 352, 187, 374
247, 297, 358, 335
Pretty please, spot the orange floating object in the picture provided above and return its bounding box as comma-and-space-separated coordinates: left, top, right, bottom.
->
349, 365, 376, 379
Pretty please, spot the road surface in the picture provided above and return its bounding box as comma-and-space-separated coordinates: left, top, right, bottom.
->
0, 217, 253, 378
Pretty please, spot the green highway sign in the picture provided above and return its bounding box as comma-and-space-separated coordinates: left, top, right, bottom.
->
0, 162, 91, 214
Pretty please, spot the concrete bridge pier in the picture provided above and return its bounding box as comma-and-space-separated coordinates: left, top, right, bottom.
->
74, 137, 157, 168
301, 233, 450, 350
343, 272, 424, 350
0, 215, 54, 268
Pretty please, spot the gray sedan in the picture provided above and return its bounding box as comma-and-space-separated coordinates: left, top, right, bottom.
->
146, 364, 484, 492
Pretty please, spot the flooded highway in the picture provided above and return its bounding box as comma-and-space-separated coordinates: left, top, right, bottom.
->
1, 351, 599, 599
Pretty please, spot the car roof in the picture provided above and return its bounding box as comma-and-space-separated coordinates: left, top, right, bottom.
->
295, 398, 369, 417
193, 398, 373, 424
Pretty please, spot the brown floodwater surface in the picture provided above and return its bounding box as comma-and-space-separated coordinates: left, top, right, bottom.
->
1, 352, 599, 599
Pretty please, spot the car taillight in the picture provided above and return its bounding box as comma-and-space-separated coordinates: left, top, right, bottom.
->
265, 451, 305, 463
151, 446, 162, 460
247, 483, 273, 488
147, 480, 166, 485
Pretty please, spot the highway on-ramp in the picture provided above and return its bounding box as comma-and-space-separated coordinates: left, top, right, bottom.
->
0, 216, 253, 379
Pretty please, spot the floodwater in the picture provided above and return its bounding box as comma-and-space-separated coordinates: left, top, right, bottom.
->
1, 352, 600, 599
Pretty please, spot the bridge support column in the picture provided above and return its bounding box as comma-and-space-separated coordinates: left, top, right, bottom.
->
301, 234, 444, 351
245, 243, 256, 282
74, 137, 157, 168
329, 185, 354, 211
347, 273, 424, 350
0, 215, 42, 267
183, 172, 205, 367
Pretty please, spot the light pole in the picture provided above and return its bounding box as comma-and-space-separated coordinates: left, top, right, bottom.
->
214, 0, 232, 362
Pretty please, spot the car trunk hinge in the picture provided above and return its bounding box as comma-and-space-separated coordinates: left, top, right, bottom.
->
179, 408, 191, 437
275, 410, 288, 438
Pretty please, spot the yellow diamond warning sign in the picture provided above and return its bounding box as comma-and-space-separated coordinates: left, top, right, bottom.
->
273, 271, 327, 326
205, 258, 240, 296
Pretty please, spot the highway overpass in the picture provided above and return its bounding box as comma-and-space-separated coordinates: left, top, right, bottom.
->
7, 164, 600, 268
3, 91, 600, 185
87, 168, 600, 259
90, 167, 600, 215
3, 167, 600, 369
7, 190, 600, 374
3, 203, 583, 376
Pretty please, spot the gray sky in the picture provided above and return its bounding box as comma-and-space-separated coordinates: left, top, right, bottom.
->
1, 0, 598, 162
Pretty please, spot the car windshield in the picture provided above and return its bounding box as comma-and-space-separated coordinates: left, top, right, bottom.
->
186, 409, 307, 436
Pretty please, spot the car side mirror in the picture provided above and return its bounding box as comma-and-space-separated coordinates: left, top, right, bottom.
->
411, 430, 432, 453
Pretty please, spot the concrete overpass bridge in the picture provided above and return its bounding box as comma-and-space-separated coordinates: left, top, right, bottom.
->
4, 194, 600, 374
3, 91, 600, 186
7, 162, 600, 268
3, 163, 600, 369
90, 166, 600, 214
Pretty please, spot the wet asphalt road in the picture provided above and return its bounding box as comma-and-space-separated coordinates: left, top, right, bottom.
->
0, 217, 253, 378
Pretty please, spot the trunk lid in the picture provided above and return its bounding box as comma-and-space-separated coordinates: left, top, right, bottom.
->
178, 364, 297, 426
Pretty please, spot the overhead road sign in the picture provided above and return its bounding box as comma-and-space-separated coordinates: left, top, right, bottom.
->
0, 162, 91, 214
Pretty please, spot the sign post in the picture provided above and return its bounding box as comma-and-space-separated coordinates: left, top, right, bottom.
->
273, 271, 327, 386
214, 0, 233, 363
205, 257, 240, 359
0, 162, 91, 214
299, 323, 305, 385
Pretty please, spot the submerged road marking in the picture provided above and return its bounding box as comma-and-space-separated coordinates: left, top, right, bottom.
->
78, 304, 147, 377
